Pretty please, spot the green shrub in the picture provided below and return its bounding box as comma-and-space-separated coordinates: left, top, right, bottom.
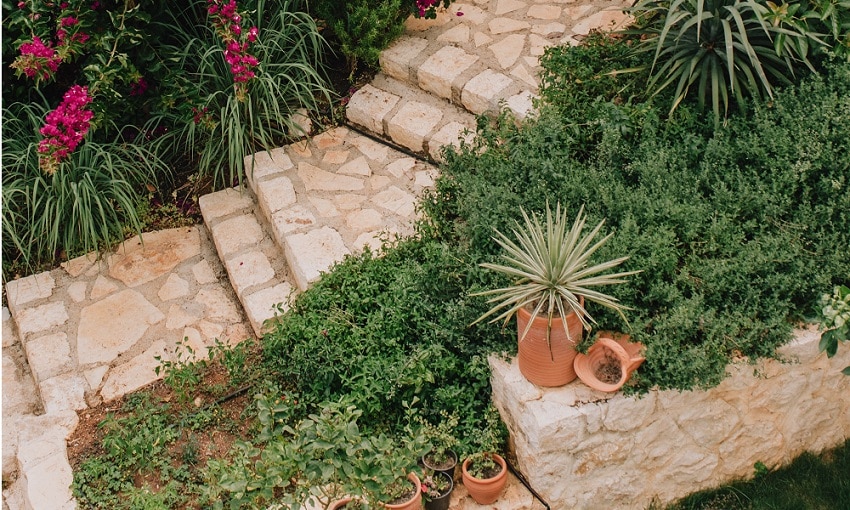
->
425, 61, 850, 391
311, 0, 409, 72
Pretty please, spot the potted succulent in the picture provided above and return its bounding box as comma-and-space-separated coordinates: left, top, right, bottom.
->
418, 411, 459, 480
472, 202, 639, 387
421, 470, 453, 510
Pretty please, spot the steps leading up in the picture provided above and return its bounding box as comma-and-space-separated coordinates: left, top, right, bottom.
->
202, 127, 441, 337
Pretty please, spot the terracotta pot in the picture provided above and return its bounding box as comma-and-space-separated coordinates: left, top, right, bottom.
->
461, 453, 508, 505
574, 333, 645, 392
383, 472, 423, 510
328, 497, 354, 510
516, 300, 584, 387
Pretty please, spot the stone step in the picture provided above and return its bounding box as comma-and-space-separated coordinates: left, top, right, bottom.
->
346, 74, 478, 160
199, 188, 296, 338
203, 127, 442, 333
375, 0, 634, 121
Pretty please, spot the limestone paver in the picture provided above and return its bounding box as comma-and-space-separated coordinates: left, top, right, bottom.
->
346, 84, 401, 134
418, 45, 480, 99
387, 100, 444, 152
107, 227, 201, 287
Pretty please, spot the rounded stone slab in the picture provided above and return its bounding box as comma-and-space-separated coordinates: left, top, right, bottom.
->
77, 288, 165, 366
108, 227, 201, 287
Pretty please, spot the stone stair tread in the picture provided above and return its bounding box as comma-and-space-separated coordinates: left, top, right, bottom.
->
199, 187, 296, 338
346, 74, 478, 158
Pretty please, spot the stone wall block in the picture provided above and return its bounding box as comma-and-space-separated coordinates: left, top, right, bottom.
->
601, 393, 656, 432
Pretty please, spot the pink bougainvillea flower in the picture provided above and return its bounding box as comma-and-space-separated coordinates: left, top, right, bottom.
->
12, 36, 62, 81
38, 85, 94, 174
60, 16, 78, 27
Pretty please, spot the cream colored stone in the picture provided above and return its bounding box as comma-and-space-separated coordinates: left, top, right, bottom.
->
5, 272, 54, 313
371, 186, 417, 217
495, 0, 526, 15
346, 84, 400, 134
15, 414, 78, 510
298, 162, 365, 192
245, 149, 293, 188
196, 287, 242, 323
511, 64, 538, 89
179, 327, 209, 362
429, 122, 474, 161
83, 365, 109, 390
25, 332, 70, 382
158, 273, 190, 301
39, 372, 88, 414
334, 194, 368, 210
370, 175, 392, 190
489, 17, 531, 35
61, 252, 97, 277
284, 227, 350, 290
405, 9, 452, 31
490, 34, 526, 69
67, 281, 87, 303
388, 101, 444, 152
322, 150, 350, 165
100, 340, 168, 402
16, 302, 69, 337
564, 4, 594, 21
462, 69, 514, 114
415, 169, 438, 188
529, 34, 552, 57
572, 9, 630, 35
289, 140, 313, 158
212, 215, 264, 256
346, 209, 384, 232
199, 187, 253, 220
243, 283, 294, 335
197, 320, 225, 344
386, 158, 417, 178
349, 135, 391, 162
192, 259, 218, 284
289, 108, 312, 137
77, 289, 163, 365
506, 91, 537, 121
313, 128, 348, 150
527, 4, 560, 18
353, 232, 384, 252
108, 228, 201, 287
338, 156, 372, 177
256, 175, 297, 214
474, 32, 493, 47
379, 36, 428, 82
309, 197, 341, 217
224, 251, 275, 296
418, 46, 479, 99
272, 205, 317, 234
89, 275, 118, 300
451, 4, 488, 24
532, 22, 567, 36
165, 301, 204, 330
437, 24, 470, 43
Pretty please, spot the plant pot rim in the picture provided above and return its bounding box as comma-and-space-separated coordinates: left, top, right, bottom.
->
422, 449, 458, 471
461, 453, 507, 481
574, 335, 645, 392
382, 472, 422, 509
425, 470, 454, 499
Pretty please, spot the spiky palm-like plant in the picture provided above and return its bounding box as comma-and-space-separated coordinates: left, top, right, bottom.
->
472, 203, 639, 348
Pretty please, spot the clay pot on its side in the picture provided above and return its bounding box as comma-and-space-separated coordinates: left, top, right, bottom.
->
516, 300, 584, 387
461, 454, 508, 505
574, 333, 645, 392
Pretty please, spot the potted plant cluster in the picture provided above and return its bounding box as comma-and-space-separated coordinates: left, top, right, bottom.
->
473, 202, 639, 387
419, 411, 459, 480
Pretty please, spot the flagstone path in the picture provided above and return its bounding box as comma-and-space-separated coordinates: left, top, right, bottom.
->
2, 1, 630, 508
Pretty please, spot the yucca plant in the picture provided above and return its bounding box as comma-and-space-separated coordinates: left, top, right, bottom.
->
628, 0, 814, 122
472, 203, 639, 347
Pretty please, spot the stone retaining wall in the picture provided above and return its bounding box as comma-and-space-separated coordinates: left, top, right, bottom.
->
490, 326, 850, 509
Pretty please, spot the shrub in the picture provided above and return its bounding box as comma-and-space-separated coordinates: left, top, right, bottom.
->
425, 60, 850, 390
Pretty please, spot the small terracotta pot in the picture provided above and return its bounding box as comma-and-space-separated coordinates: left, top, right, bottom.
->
574, 333, 645, 392
328, 497, 354, 509
516, 300, 584, 387
461, 453, 508, 505
383, 472, 423, 510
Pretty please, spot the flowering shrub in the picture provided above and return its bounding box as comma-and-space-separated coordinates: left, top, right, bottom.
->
207, 0, 260, 100
37, 85, 93, 174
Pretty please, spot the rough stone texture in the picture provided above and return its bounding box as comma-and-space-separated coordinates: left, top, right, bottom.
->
298, 162, 365, 192
418, 46, 479, 99
491, 326, 850, 510
284, 227, 351, 291
24, 332, 71, 381
429, 122, 475, 161
346, 84, 400, 134
243, 282, 294, 333
108, 228, 201, 287
387, 101, 444, 152
158, 273, 190, 301
99, 341, 168, 402
572, 8, 631, 35
15, 412, 78, 510
198, 187, 254, 219
77, 289, 165, 365
39, 372, 88, 414
256, 175, 298, 216
245, 148, 294, 190
224, 250, 276, 297
212, 215, 265, 256
2, 309, 40, 480
380, 36, 429, 82
462, 69, 514, 114
5, 272, 55, 316
15, 302, 68, 337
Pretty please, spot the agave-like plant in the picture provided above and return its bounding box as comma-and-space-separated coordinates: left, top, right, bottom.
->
628, 0, 814, 122
472, 203, 640, 346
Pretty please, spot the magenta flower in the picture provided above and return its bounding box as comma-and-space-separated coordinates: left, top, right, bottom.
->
61, 16, 78, 27
207, 0, 260, 98
129, 77, 149, 96
12, 36, 62, 81
38, 85, 94, 174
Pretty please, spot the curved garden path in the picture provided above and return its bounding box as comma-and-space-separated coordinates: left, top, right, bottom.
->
1, 2, 630, 508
